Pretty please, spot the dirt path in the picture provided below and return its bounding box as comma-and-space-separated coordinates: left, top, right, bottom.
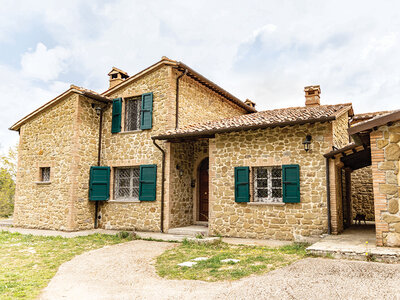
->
40, 240, 400, 300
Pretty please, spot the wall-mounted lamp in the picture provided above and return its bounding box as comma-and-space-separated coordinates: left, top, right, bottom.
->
95, 106, 102, 116
302, 135, 312, 152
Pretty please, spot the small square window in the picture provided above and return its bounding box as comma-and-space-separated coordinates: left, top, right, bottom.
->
253, 167, 282, 203
125, 97, 141, 131
40, 167, 50, 182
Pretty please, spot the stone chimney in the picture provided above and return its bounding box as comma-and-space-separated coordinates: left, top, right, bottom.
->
108, 67, 129, 89
244, 99, 256, 108
304, 85, 321, 107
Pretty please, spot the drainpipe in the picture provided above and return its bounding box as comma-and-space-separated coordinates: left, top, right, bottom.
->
175, 69, 187, 130
152, 138, 165, 233
94, 106, 104, 229
326, 157, 332, 235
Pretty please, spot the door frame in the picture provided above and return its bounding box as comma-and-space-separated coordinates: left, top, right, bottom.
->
192, 155, 209, 223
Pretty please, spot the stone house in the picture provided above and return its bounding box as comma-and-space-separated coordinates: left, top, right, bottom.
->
10, 57, 400, 246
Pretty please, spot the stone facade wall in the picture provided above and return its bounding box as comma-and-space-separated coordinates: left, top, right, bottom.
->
98, 66, 172, 231
177, 70, 247, 127
73, 96, 103, 229
13, 62, 250, 232
371, 121, 400, 246
329, 159, 344, 234
209, 122, 333, 241
13, 94, 79, 230
169, 142, 194, 228
351, 166, 374, 221
332, 111, 349, 148
98, 66, 247, 231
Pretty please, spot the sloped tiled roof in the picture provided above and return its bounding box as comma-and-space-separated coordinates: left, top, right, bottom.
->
352, 110, 394, 122
348, 109, 400, 135
102, 56, 256, 113
70, 85, 111, 101
153, 103, 353, 140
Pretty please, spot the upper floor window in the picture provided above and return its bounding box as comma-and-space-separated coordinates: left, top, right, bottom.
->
125, 96, 141, 131
253, 166, 282, 203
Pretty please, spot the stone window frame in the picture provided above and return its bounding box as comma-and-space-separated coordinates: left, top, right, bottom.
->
121, 95, 142, 133
107, 160, 148, 203
252, 166, 283, 204
113, 166, 140, 202
35, 162, 54, 185
249, 164, 285, 206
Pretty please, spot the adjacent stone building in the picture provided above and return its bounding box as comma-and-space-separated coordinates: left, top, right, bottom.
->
10, 57, 400, 246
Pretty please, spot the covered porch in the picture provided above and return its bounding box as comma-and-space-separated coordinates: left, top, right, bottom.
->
307, 225, 400, 262
163, 138, 211, 233
325, 110, 400, 247
325, 141, 374, 231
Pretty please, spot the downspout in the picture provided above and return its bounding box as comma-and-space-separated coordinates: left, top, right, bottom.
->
325, 157, 332, 235
94, 106, 104, 229
97, 108, 103, 166
175, 69, 187, 130
152, 138, 165, 233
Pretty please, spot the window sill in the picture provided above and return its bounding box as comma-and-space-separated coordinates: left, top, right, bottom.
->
35, 181, 51, 185
247, 202, 285, 206
119, 130, 142, 135
107, 199, 140, 203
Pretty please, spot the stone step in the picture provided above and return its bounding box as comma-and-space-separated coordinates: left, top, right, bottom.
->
0, 219, 13, 227
167, 225, 208, 237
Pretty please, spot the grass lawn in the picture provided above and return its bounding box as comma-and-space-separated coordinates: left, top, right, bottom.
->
156, 240, 308, 281
0, 231, 132, 299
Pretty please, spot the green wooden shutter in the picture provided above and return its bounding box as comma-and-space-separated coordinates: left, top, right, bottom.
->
140, 92, 153, 130
234, 167, 250, 202
89, 166, 110, 201
282, 164, 300, 203
139, 164, 157, 201
111, 98, 122, 133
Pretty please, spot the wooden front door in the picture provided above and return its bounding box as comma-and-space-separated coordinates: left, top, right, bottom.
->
198, 158, 209, 221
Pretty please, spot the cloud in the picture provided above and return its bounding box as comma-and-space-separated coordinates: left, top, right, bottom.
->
1, 0, 400, 153
0, 62, 70, 152
21, 43, 71, 81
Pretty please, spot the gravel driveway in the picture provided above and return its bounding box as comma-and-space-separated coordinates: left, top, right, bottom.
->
40, 240, 400, 300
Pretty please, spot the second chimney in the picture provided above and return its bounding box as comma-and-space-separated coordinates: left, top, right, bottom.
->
108, 67, 129, 89
304, 85, 320, 107
244, 99, 256, 108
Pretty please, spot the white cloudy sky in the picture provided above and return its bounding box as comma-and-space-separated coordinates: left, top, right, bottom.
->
0, 0, 399, 151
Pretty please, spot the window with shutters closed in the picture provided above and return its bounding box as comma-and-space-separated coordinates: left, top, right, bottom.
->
114, 167, 140, 201
253, 167, 283, 203
124, 96, 141, 131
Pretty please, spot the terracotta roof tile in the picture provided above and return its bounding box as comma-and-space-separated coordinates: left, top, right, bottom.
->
351, 110, 394, 122
154, 103, 353, 140
348, 109, 400, 135
70, 85, 107, 98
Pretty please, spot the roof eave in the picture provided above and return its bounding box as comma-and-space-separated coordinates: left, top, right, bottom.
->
175, 62, 256, 113
348, 110, 400, 136
152, 115, 336, 141
9, 88, 111, 131
102, 59, 178, 96
102, 58, 256, 113
332, 104, 353, 119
